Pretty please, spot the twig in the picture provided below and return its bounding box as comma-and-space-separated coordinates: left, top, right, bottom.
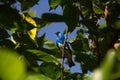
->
79, 5, 85, 20
61, 27, 68, 80
104, 5, 110, 27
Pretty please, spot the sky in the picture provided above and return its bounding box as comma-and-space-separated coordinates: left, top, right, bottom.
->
31, 0, 82, 73
31, 0, 77, 43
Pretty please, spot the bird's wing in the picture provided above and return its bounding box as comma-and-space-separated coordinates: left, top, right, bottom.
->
65, 42, 72, 54
58, 33, 65, 39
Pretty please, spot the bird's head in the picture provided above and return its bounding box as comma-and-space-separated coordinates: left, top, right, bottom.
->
55, 32, 60, 36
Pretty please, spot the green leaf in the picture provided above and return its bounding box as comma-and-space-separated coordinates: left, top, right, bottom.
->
101, 49, 116, 80
63, 4, 80, 32
0, 48, 26, 80
79, 0, 92, 18
48, 0, 62, 10
25, 73, 51, 80
18, 0, 39, 11
12, 32, 34, 44
71, 39, 83, 52
41, 13, 65, 22
80, 19, 95, 29
65, 73, 91, 80
27, 49, 59, 65
28, 11, 36, 17
41, 48, 61, 59
117, 0, 120, 4
75, 53, 98, 72
39, 62, 61, 80
109, 3, 120, 24
44, 40, 58, 49
98, 22, 107, 29
0, 5, 23, 32
94, 5, 104, 14
91, 49, 116, 80
113, 20, 120, 29
82, 38, 90, 51
37, 33, 46, 48
71, 30, 90, 52
98, 27, 115, 54
33, 18, 50, 28
65, 73, 82, 80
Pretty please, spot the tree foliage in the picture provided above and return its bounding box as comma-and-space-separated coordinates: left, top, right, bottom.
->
0, 0, 120, 80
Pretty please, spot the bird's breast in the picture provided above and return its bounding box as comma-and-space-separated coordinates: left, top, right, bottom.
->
58, 43, 68, 50
58, 43, 63, 48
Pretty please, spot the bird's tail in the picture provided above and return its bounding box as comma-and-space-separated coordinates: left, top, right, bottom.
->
64, 49, 75, 67
68, 58, 75, 67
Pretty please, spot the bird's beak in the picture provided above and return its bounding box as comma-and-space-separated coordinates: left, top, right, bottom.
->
55, 32, 60, 35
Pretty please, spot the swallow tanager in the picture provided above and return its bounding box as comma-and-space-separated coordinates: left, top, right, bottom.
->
55, 32, 75, 67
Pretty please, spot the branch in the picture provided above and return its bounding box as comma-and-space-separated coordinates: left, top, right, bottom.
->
89, 1, 101, 64
79, 5, 85, 20
104, 5, 110, 27
61, 27, 68, 80
63, 27, 68, 45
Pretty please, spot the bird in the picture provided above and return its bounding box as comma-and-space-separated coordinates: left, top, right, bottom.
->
55, 32, 75, 67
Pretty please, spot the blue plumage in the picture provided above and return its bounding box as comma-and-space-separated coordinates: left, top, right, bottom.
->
55, 32, 75, 67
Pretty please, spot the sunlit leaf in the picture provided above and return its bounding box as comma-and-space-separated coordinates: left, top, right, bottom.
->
25, 73, 51, 80
48, 0, 62, 10
0, 48, 26, 80
28, 11, 36, 17
28, 28, 37, 40
44, 40, 58, 49
22, 14, 37, 40
98, 22, 107, 29
22, 14, 37, 27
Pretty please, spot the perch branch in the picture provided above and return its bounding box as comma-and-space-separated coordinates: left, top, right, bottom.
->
61, 27, 68, 80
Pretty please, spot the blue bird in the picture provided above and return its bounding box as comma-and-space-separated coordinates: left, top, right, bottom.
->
55, 32, 75, 67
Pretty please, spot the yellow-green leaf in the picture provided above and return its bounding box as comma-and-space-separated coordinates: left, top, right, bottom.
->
0, 48, 26, 80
